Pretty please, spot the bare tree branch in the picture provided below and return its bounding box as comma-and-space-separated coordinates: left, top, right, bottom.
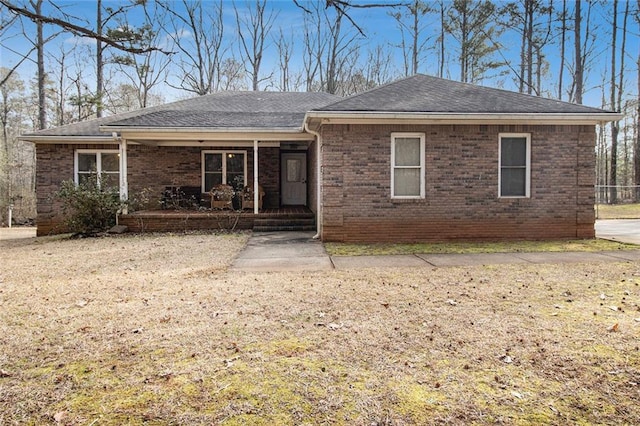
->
0, 0, 171, 54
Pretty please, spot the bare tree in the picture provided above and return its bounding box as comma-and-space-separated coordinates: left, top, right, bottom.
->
111, 9, 170, 109
608, 0, 630, 204
501, 0, 553, 95
557, 0, 567, 99
446, 0, 504, 84
234, 0, 277, 91
390, 0, 434, 76
159, 0, 226, 95
573, 0, 583, 104
274, 27, 300, 92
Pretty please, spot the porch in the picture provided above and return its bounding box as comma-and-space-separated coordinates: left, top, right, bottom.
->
118, 206, 315, 233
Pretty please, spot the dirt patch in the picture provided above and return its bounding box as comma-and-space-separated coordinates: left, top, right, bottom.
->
1, 233, 639, 425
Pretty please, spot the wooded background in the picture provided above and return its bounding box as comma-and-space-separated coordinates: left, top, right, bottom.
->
1, 0, 638, 225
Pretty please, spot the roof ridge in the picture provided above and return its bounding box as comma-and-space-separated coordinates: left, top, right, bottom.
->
317, 74, 424, 110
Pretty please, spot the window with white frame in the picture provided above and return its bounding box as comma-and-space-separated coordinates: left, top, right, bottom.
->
499, 133, 531, 198
391, 133, 425, 198
75, 150, 120, 189
202, 151, 247, 191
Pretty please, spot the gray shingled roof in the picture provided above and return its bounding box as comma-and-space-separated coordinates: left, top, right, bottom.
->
24, 91, 341, 137
23, 75, 615, 140
315, 74, 614, 115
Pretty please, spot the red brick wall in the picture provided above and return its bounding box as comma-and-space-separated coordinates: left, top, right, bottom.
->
35, 143, 119, 235
320, 124, 596, 242
35, 144, 281, 235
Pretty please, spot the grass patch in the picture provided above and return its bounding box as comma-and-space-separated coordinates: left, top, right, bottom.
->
325, 238, 636, 256
597, 203, 640, 219
2, 233, 640, 424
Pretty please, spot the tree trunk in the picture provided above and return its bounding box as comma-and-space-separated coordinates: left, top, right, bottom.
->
609, 0, 618, 204
526, 0, 533, 94
439, 0, 445, 78
558, 0, 566, 99
96, 0, 103, 118
34, 0, 46, 129
574, 0, 583, 104
636, 52, 640, 201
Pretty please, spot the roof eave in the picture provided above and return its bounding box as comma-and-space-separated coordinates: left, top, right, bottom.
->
18, 135, 115, 144
304, 111, 623, 126
99, 125, 306, 133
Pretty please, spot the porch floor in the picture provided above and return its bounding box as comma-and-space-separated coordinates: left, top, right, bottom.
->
118, 206, 315, 233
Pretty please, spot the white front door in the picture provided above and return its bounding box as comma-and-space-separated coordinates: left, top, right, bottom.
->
281, 152, 307, 205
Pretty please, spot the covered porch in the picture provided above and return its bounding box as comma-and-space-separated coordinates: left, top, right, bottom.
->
107, 131, 319, 233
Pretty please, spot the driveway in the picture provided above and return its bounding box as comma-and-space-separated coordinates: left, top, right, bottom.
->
595, 219, 640, 245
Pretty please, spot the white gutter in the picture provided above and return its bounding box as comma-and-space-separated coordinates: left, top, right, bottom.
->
18, 135, 115, 144
99, 125, 308, 133
305, 111, 623, 125
303, 120, 322, 240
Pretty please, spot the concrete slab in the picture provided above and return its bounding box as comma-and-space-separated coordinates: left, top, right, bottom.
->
331, 254, 427, 269
417, 252, 529, 267
513, 251, 616, 264
0, 227, 37, 241
231, 231, 333, 272
596, 219, 640, 245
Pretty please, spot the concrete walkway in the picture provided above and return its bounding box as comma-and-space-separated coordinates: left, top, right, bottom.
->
230, 230, 640, 272
230, 232, 333, 272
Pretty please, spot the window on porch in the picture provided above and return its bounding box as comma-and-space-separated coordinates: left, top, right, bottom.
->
75, 149, 120, 189
202, 151, 247, 192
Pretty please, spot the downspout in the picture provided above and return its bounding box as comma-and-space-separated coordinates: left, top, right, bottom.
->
114, 132, 128, 217
253, 140, 259, 215
303, 121, 322, 240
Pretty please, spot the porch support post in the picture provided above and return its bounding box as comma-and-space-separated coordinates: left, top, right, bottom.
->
253, 140, 259, 215
117, 134, 128, 214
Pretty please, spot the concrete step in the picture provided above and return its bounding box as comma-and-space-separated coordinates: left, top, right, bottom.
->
255, 218, 315, 227
253, 225, 317, 232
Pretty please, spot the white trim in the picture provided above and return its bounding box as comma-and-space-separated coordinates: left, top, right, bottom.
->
305, 111, 622, 126
101, 126, 306, 133
119, 139, 128, 205
22, 136, 118, 144
304, 121, 322, 239
253, 140, 259, 214
498, 133, 531, 198
74, 149, 120, 188
391, 132, 426, 199
201, 150, 247, 192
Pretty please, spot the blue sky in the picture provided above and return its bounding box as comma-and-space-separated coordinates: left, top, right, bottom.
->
2, 0, 638, 110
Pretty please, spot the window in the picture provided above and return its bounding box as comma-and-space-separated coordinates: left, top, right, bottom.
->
499, 133, 530, 198
391, 133, 425, 198
202, 151, 247, 191
75, 150, 120, 189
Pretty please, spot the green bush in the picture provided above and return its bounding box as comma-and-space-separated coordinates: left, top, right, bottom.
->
56, 178, 123, 236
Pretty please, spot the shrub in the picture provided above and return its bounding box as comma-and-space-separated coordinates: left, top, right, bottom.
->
56, 178, 123, 236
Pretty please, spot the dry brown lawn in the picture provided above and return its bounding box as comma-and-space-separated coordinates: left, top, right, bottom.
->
1, 232, 639, 425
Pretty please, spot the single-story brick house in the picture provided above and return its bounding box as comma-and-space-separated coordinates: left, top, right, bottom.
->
22, 74, 620, 242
